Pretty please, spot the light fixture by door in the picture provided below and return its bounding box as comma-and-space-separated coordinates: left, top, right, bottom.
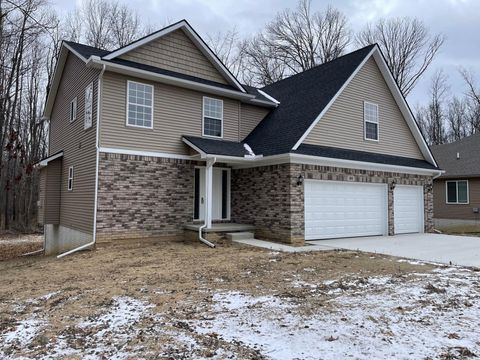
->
297, 174, 304, 186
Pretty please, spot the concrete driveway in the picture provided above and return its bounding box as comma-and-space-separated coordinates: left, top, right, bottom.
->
309, 233, 480, 268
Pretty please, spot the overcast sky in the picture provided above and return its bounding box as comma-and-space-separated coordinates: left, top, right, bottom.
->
52, 0, 480, 107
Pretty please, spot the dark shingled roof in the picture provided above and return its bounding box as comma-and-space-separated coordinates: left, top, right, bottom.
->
183, 136, 249, 157
244, 45, 376, 155
64, 41, 110, 58
430, 133, 480, 178
294, 144, 438, 170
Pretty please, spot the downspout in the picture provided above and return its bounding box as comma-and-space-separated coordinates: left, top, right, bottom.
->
57, 64, 106, 258
198, 156, 216, 248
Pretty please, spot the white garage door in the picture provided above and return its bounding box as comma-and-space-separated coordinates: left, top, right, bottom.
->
304, 180, 388, 240
394, 185, 424, 234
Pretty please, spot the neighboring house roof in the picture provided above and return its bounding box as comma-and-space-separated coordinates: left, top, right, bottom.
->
294, 144, 438, 170
245, 45, 376, 156
430, 133, 480, 178
183, 136, 250, 157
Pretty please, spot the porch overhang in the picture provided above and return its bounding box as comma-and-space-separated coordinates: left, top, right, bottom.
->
182, 136, 263, 162
35, 151, 64, 168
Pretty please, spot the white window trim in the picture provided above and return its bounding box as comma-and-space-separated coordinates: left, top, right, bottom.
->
84, 82, 93, 130
446, 180, 469, 204
70, 97, 77, 123
202, 96, 223, 139
126, 80, 154, 129
364, 101, 379, 142
68, 166, 74, 191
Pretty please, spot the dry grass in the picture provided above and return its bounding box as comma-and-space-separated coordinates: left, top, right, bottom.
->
440, 224, 480, 236
0, 232, 43, 261
0, 238, 439, 358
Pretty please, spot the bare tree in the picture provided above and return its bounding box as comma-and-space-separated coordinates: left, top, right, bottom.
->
108, 2, 142, 47
356, 17, 445, 96
446, 97, 469, 142
416, 70, 449, 145
207, 27, 247, 80
243, 0, 351, 86
459, 68, 480, 134
81, 0, 114, 49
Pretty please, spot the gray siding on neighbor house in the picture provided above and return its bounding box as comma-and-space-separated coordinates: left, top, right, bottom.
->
434, 178, 480, 221
119, 29, 228, 85
43, 158, 62, 225
49, 53, 99, 234
101, 72, 243, 155
304, 58, 424, 160
240, 104, 270, 140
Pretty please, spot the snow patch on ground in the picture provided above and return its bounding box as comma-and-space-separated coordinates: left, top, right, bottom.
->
191, 267, 480, 359
1, 318, 43, 347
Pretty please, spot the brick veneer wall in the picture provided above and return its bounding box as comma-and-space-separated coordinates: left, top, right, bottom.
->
96, 153, 198, 241
232, 163, 434, 245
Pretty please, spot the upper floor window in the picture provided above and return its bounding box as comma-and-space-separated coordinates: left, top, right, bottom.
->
70, 97, 77, 122
127, 80, 153, 129
84, 83, 93, 129
446, 180, 468, 204
68, 166, 74, 191
364, 101, 379, 141
203, 97, 223, 138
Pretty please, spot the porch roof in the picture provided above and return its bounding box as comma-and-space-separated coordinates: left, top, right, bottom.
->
182, 136, 251, 157
35, 151, 64, 168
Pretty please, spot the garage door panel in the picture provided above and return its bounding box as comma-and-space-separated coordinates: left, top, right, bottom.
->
305, 180, 387, 240
394, 185, 424, 234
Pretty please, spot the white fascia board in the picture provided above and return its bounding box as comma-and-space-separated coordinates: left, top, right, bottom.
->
371, 51, 438, 167
89, 58, 254, 102
103, 20, 245, 93
257, 89, 280, 105
182, 138, 207, 158
248, 98, 278, 108
291, 46, 377, 151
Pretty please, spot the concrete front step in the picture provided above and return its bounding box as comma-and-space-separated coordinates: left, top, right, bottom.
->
226, 232, 255, 241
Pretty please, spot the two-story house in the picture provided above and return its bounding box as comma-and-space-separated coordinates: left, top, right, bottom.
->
37, 20, 441, 255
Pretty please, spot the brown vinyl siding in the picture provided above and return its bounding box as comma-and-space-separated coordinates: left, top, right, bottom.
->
304, 58, 424, 160
49, 53, 99, 234
239, 104, 270, 140
38, 168, 46, 225
43, 158, 62, 225
433, 178, 480, 220
119, 29, 228, 85
101, 72, 241, 155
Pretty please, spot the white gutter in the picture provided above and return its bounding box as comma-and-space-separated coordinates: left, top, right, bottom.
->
57, 64, 106, 259
198, 156, 216, 248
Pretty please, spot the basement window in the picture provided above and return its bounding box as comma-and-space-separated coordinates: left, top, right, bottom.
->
364, 101, 379, 141
446, 180, 468, 204
68, 166, 74, 191
203, 97, 223, 138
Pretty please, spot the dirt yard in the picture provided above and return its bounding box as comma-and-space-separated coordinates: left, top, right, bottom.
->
0, 232, 43, 261
0, 239, 479, 359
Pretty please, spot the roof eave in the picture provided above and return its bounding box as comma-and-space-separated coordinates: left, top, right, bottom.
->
89, 58, 255, 101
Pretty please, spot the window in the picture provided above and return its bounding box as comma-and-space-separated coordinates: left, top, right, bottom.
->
364, 101, 379, 141
127, 81, 153, 128
446, 180, 469, 204
84, 83, 93, 129
203, 97, 223, 138
68, 166, 74, 191
70, 97, 77, 122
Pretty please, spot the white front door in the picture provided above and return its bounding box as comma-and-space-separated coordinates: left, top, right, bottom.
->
304, 180, 388, 240
394, 185, 424, 234
194, 167, 230, 221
